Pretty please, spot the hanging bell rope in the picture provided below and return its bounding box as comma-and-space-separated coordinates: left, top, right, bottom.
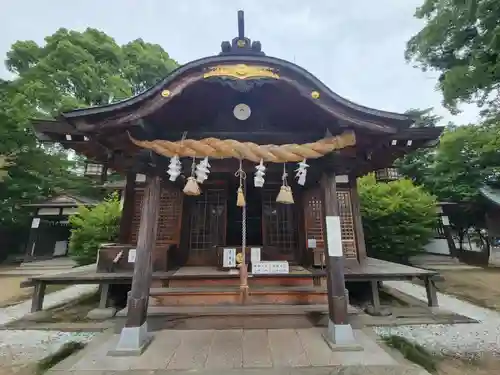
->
235, 159, 249, 303
235, 160, 246, 207
128, 131, 356, 163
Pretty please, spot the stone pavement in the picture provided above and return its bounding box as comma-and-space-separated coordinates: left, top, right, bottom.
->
48, 328, 428, 374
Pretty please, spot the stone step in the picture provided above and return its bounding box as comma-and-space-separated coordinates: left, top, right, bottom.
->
115, 304, 361, 331
118, 303, 361, 316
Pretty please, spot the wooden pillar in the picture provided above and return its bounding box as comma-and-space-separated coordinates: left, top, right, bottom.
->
25, 217, 41, 259
349, 177, 367, 264
111, 175, 161, 356
30, 282, 46, 312
320, 172, 357, 347
425, 277, 439, 307
118, 172, 137, 244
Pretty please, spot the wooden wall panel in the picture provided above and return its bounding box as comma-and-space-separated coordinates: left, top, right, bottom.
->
129, 185, 183, 246
303, 187, 358, 259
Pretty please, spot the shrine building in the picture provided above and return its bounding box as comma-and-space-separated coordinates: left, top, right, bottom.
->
31, 11, 444, 354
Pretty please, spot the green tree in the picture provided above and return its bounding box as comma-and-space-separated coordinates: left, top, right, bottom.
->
6, 28, 178, 114
427, 123, 500, 202
0, 29, 178, 257
359, 174, 438, 263
395, 108, 442, 187
406, 0, 500, 115
69, 195, 121, 266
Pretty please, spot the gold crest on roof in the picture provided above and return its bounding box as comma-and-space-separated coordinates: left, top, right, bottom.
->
203, 64, 279, 80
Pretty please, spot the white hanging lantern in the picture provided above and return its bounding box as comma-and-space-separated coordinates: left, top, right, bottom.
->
167, 155, 182, 182
195, 157, 211, 183
295, 159, 309, 186
254, 159, 266, 188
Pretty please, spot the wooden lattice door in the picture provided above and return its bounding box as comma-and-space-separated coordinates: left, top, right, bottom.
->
262, 188, 298, 261
302, 187, 358, 260
187, 187, 227, 266
130, 185, 183, 247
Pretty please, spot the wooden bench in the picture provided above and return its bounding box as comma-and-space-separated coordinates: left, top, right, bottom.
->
368, 274, 442, 315
21, 277, 114, 313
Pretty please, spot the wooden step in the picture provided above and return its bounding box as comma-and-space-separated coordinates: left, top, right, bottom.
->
167, 275, 314, 288
149, 286, 328, 306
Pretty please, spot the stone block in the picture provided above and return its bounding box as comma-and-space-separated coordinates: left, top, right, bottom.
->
86, 307, 117, 320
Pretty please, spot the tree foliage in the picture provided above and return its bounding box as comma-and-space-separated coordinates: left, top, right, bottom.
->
0, 28, 178, 255
406, 0, 500, 114
69, 195, 122, 266
6, 28, 178, 114
359, 174, 438, 263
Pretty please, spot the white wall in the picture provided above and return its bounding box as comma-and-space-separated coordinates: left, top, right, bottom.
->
424, 238, 451, 255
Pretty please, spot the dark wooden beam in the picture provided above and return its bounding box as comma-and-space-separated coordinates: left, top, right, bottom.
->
349, 176, 367, 264
320, 173, 347, 324
153, 131, 326, 144
320, 171, 356, 345
125, 175, 161, 327
112, 175, 161, 355
118, 173, 137, 244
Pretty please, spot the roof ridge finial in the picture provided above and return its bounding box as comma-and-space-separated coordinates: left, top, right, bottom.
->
238, 10, 245, 39
219, 10, 265, 56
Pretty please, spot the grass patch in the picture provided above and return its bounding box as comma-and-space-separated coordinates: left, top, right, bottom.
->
383, 335, 440, 373
35, 341, 85, 374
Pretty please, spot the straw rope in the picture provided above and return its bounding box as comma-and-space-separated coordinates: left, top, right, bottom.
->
128, 131, 356, 163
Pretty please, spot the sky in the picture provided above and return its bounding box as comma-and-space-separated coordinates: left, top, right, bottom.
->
1, 0, 481, 125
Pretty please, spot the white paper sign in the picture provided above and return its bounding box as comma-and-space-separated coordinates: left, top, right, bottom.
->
31, 218, 40, 229
223, 248, 236, 268
252, 261, 289, 274
441, 216, 450, 226
128, 249, 137, 263
251, 247, 261, 262
307, 238, 317, 249
326, 216, 343, 257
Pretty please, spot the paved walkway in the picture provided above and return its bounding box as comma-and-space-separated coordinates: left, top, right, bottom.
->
48, 328, 427, 374
375, 280, 500, 357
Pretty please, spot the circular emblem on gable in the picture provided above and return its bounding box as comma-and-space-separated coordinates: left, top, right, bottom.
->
161, 89, 171, 97
233, 103, 251, 121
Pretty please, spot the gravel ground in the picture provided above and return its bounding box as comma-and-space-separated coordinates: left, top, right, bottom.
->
374, 280, 500, 358
0, 330, 97, 366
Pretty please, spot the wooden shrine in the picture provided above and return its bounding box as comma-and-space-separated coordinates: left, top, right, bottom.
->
33, 11, 444, 352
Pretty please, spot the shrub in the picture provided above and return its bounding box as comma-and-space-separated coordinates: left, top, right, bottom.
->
68, 194, 121, 266
359, 174, 437, 263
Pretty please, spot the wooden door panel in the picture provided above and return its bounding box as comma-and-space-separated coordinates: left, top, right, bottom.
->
262, 188, 298, 261
187, 188, 227, 266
